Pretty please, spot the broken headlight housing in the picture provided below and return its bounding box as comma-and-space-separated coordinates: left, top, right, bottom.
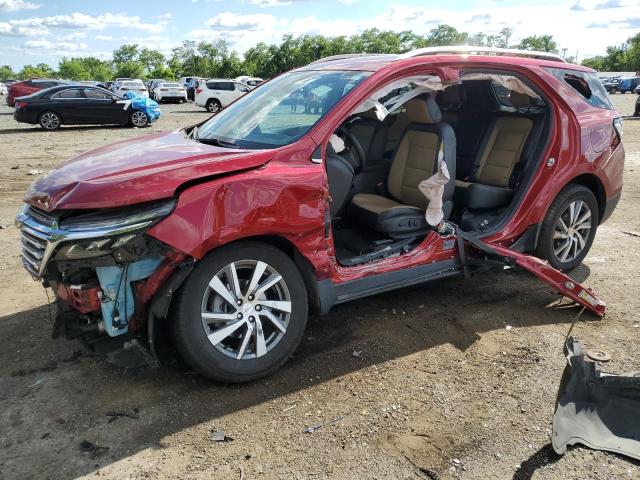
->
53, 199, 176, 260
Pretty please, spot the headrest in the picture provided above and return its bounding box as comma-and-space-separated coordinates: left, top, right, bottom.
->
406, 95, 441, 124
509, 91, 532, 108
439, 84, 466, 106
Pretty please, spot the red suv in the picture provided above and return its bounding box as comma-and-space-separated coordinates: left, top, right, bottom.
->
6, 79, 71, 107
16, 47, 623, 382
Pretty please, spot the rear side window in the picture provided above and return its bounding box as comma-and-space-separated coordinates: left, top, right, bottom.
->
547, 68, 613, 110
207, 82, 235, 91
84, 88, 112, 100
52, 89, 85, 99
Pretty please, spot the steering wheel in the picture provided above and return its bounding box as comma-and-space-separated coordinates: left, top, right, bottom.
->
338, 126, 366, 172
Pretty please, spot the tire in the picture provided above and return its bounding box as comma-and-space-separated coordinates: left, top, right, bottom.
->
129, 110, 149, 127
206, 99, 221, 113
172, 241, 308, 383
535, 184, 599, 271
39, 111, 61, 130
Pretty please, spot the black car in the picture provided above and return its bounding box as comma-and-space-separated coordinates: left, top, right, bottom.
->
13, 85, 153, 130
602, 76, 621, 94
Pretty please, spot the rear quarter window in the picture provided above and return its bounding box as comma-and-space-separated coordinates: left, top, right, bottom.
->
546, 67, 614, 110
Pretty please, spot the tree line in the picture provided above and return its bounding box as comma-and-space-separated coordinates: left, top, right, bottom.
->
0, 26, 637, 82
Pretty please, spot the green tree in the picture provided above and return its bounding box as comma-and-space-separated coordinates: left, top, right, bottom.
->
426, 25, 468, 46
0, 64, 17, 81
19, 63, 55, 79
516, 34, 559, 53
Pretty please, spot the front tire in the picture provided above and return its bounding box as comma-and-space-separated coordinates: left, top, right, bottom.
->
129, 110, 149, 127
39, 111, 61, 130
535, 184, 599, 271
172, 242, 308, 383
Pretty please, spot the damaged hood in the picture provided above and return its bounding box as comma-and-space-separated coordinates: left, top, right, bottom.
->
24, 130, 274, 211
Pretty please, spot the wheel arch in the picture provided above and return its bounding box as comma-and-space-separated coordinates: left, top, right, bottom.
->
567, 174, 606, 224
220, 235, 322, 314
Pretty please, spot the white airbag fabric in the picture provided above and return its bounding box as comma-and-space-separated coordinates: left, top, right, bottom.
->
419, 147, 450, 227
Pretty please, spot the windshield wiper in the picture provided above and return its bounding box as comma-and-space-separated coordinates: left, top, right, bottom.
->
195, 135, 241, 149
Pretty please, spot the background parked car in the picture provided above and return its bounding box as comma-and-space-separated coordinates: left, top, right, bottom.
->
76, 80, 100, 86
112, 80, 149, 98
6, 79, 71, 107
147, 79, 167, 99
179, 76, 194, 88
602, 76, 620, 94
618, 76, 640, 94
13, 85, 158, 130
0, 83, 7, 95
153, 82, 187, 103
186, 77, 205, 100
194, 79, 250, 113
236, 76, 264, 88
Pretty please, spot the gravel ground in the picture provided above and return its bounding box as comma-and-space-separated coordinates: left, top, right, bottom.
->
0, 95, 639, 480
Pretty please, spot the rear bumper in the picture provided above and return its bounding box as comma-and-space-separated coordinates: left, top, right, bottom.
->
14, 109, 37, 124
601, 192, 621, 224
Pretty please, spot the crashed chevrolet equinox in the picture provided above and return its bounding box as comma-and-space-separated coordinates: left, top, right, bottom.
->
16, 47, 623, 382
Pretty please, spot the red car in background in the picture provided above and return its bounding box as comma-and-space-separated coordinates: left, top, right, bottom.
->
16, 47, 623, 383
6, 79, 71, 107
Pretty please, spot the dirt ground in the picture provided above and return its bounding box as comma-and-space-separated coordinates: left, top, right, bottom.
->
0, 94, 639, 480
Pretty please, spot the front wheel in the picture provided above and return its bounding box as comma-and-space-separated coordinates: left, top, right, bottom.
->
172, 242, 308, 383
129, 110, 149, 127
535, 184, 599, 271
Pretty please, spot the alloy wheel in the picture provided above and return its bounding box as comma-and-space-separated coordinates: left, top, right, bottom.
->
40, 112, 60, 130
553, 200, 592, 263
131, 111, 148, 127
201, 259, 291, 360
207, 101, 220, 113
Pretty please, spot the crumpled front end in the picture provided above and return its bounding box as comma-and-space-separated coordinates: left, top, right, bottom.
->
15, 200, 187, 339
552, 337, 640, 460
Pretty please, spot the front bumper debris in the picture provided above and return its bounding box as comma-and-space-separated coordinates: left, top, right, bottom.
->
552, 337, 640, 460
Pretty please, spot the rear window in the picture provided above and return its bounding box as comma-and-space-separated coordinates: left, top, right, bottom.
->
162, 83, 181, 88
207, 82, 235, 91
546, 68, 613, 110
123, 82, 144, 88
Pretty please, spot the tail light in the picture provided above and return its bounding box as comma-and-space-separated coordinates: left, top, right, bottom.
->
15, 101, 26, 109
160, 88, 168, 91
195, 88, 202, 95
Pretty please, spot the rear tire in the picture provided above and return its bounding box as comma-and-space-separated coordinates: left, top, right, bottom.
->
206, 99, 221, 113
535, 184, 599, 271
39, 111, 61, 130
172, 241, 308, 383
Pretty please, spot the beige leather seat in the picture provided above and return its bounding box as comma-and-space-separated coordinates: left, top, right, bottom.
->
348, 94, 456, 237
455, 92, 533, 210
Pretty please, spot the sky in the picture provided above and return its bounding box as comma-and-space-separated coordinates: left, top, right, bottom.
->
0, 0, 639, 69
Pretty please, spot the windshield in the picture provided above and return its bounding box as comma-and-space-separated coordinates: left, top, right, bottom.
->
123, 81, 144, 88
196, 70, 370, 149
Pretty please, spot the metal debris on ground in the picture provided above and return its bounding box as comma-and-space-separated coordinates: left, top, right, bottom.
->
586, 349, 612, 362
303, 415, 346, 434
27, 169, 42, 175
79, 440, 110, 458
282, 404, 297, 413
352, 350, 363, 358
211, 430, 234, 442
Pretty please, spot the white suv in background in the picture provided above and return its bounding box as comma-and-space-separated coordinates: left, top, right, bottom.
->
194, 79, 251, 113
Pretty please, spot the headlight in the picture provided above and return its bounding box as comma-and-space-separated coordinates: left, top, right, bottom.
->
53, 199, 175, 260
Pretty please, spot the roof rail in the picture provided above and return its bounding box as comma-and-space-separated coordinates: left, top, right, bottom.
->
396, 46, 566, 63
308, 53, 389, 66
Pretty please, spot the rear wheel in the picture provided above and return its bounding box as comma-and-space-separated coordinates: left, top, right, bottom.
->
129, 110, 149, 127
39, 111, 61, 130
206, 99, 221, 113
172, 242, 308, 383
536, 184, 599, 271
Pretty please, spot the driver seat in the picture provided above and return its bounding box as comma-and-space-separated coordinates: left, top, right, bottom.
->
348, 95, 456, 237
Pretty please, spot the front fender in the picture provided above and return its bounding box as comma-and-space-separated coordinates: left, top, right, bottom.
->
147, 160, 332, 278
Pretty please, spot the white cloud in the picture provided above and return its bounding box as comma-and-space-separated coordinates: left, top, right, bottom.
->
0, 0, 39, 12
95, 35, 113, 41
0, 12, 167, 38
23, 39, 87, 51
205, 12, 277, 31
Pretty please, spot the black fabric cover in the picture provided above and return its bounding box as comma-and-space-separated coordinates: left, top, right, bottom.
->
455, 182, 514, 210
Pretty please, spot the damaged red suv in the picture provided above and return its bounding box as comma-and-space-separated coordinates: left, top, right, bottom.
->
17, 47, 623, 382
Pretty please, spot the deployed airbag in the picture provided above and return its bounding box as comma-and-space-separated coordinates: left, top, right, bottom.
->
552, 337, 640, 460
123, 92, 161, 122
